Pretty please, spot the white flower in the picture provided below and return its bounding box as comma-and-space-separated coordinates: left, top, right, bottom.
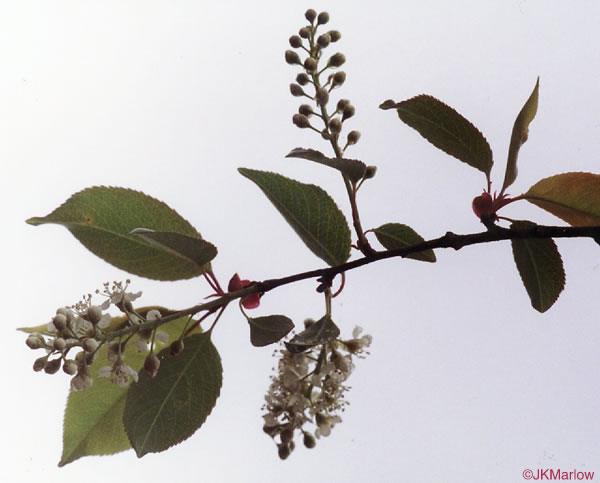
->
98, 358, 138, 387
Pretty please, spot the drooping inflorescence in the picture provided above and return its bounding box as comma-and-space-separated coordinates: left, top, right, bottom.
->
262, 322, 372, 459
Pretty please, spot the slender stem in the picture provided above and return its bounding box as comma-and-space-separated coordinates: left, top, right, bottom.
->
99, 223, 600, 341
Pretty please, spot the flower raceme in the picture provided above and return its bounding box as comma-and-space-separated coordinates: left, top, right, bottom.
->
228, 273, 261, 309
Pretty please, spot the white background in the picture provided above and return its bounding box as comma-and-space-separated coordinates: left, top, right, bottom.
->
2, 1, 600, 481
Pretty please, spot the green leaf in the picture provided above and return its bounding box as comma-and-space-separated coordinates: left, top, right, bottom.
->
286, 147, 367, 183
123, 332, 222, 457
239, 168, 351, 266
523, 172, 600, 226
130, 229, 217, 270
26, 186, 215, 281
502, 77, 540, 191
380, 95, 493, 177
373, 223, 436, 262
248, 315, 295, 347
59, 311, 191, 466
510, 221, 565, 313
285, 316, 340, 353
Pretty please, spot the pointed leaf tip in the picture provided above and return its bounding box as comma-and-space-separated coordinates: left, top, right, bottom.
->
239, 168, 351, 266
123, 332, 222, 457
510, 220, 565, 313
373, 223, 436, 262
502, 77, 540, 191
26, 186, 213, 280
286, 147, 367, 182
382, 95, 493, 176
524, 172, 600, 226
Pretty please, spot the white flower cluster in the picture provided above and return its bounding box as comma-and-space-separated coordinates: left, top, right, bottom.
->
262, 325, 372, 459
25, 281, 144, 391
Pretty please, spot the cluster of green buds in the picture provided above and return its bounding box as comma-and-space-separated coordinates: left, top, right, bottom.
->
24, 280, 171, 391
285, 9, 360, 154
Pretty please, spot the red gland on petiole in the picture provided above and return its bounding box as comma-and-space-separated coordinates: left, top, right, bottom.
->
228, 273, 261, 309
472, 191, 514, 222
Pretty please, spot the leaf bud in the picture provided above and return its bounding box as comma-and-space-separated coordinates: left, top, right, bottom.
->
83, 338, 99, 353
336, 98, 350, 112
296, 73, 310, 86
331, 71, 346, 87
317, 11, 330, 25
327, 30, 342, 42
342, 104, 355, 121
298, 27, 311, 39
44, 358, 62, 375
347, 130, 361, 145
144, 353, 160, 378
298, 104, 313, 117
289, 83, 305, 97
327, 52, 346, 68
86, 305, 103, 324
63, 360, 78, 375
315, 88, 329, 107
53, 337, 66, 351
285, 50, 302, 65
292, 114, 311, 129
289, 35, 302, 48
364, 165, 377, 179
170, 339, 184, 356
277, 444, 291, 460
303, 432, 317, 449
303, 57, 318, 73
317, 34, 331, 48
329, 118, 342, 134
26, 334, 45, 350
305, 9, 317, 23
52, 316, 66, 333
33, 356, 48, 372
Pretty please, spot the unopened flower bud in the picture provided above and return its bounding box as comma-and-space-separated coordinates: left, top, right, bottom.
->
317, 34, 331, 48
304, 318, 315, 329
53, 313, 67, 331
298, 104, 313, 116
277, 444, 291, 460
329, 118, 342, 134
86, 305, 103, 324
26, 334, 45, 350
327, 30, 341, 42
44, 358, 62, 375
33, 356, 48, 372
332, 71, 346, 87
285, 50, 301, 65
296, 73, 310, 86
292, 114, 311, 129
347, 130, 361, 145
299, 27, 311, 39
317, 11, 330, 25
342, 104, 355, 121
336, 98, 350, 112
303, 432, 316, 449
144, 353, 160, 378
83, 338, 99, 353
289, 83, 305, 97
327, 52, 346, 68
53, 337, 66, 351
170, 339, 184, 356
289, 35, 302, 48
280, 427, 294, 445
63, 360, 78, 375
305, 9, 317, 23
364, 165, 377, 179
304, 57, 317, 72
315, 88, 329, 106
320, 129, 331, 141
